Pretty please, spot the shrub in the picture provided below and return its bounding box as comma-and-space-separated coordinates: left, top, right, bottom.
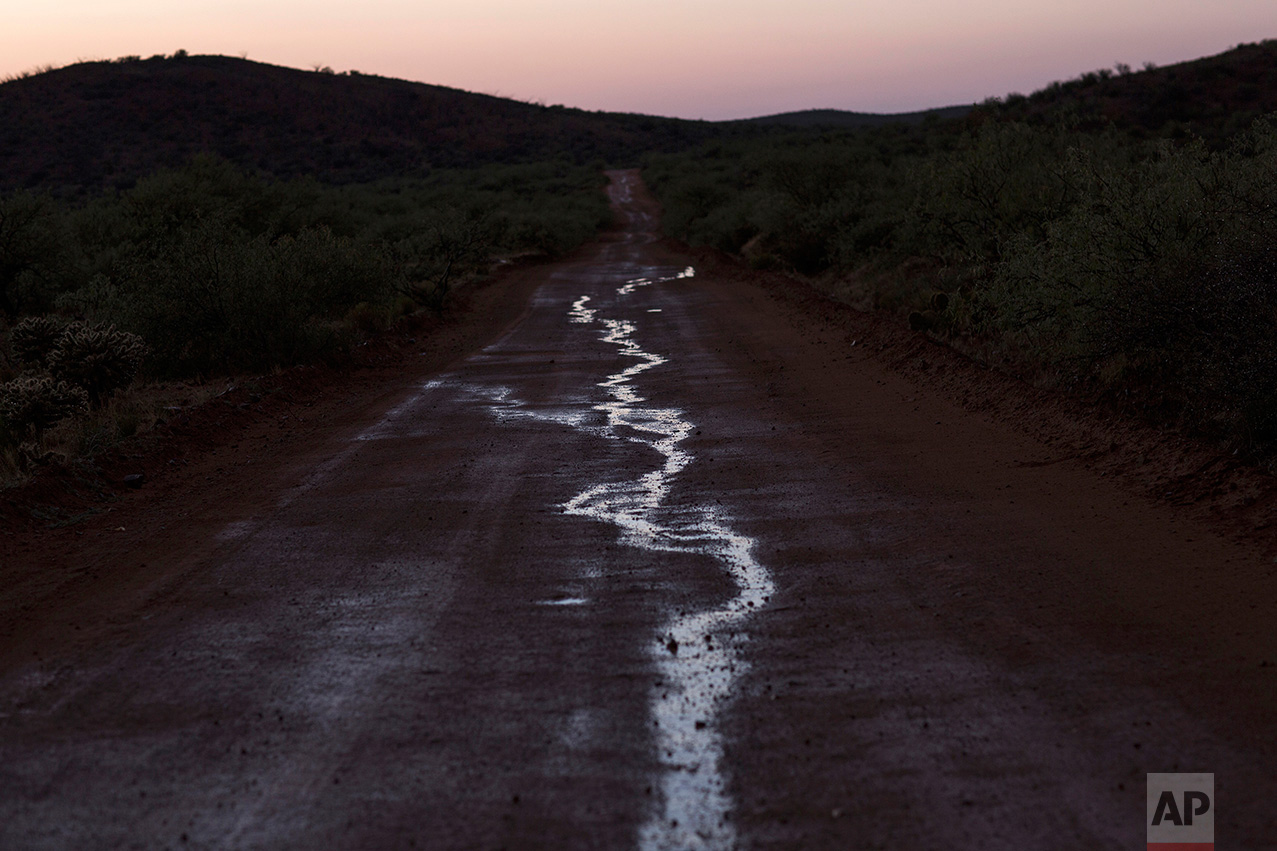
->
67, 216, 393, 376
9, 315, 63, 366
345, 302, 388, 336
0, 374, 89, 438
17, 157, 607, 385
903, 121, 1083, 267
642, 112, 1277, 446
47, 321, 148, 405
0, 190, 67, 319
396, 209, 494, 311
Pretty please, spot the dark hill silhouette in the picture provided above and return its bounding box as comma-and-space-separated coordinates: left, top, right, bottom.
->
984, 39, 1277, 141
0, 53, 733, 192
4, 41, 1276, 194
743, 105, 972, 128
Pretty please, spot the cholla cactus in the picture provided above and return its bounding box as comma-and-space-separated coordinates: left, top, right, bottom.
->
8, 315, 63, 366
0, 374, 89, 437
48, 322, 148, 405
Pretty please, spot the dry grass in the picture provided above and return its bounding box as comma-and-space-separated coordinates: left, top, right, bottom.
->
0, 380, 223, 488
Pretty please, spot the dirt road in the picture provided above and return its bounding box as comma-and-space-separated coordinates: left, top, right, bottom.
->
1, 171, 1274, 849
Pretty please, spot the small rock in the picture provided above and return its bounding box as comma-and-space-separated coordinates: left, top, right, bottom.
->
666, 637, 679, 655
122, 473, 146, 489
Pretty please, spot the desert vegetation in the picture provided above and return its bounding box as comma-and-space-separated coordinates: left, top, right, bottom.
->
645, 40, 1277, 452
4, 40, 1277, 485
0, 153, 610, 481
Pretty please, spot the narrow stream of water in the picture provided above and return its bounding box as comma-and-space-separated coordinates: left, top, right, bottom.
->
559, 267, 773, 849
450, 263, 770, 848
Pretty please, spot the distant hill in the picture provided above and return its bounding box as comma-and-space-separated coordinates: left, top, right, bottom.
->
0, 53, 978, 195
0, 54, 734, 192
743, 105, 973, 129
984, 39, 1277, 142
4, 40, 1276, 195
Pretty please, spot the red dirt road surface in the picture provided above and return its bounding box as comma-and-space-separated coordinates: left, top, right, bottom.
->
1, 171, 1275, 849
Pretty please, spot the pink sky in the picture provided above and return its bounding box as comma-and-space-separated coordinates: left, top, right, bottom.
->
4, 1, 1275, 119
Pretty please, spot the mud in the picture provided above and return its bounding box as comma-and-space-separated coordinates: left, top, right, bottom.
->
0, 171, 1274, 850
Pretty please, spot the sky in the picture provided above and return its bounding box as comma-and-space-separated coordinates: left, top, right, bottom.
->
2, 1, 1274, 120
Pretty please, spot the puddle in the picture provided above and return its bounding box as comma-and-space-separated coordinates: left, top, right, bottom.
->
476, 264, 770, 849
616, 267, 694, 296
570, 295, 596, 324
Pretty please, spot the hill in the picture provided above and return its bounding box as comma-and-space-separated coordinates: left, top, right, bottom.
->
5, 40, 1277, 195
0, 53, 731, 192
743, 105, 972, 129
0, 54, 984, 195
985, 38, 1277, 142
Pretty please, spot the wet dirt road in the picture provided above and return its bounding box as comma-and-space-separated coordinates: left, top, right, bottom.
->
2, 171, 1275, 849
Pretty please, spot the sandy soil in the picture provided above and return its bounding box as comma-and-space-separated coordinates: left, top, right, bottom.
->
0, 171, 1273, 849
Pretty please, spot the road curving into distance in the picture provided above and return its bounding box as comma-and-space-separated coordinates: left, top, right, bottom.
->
1, 171, 1274, 849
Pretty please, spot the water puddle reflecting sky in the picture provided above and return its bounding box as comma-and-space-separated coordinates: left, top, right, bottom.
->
482, 265, 772, 849
260, 245, 766, 848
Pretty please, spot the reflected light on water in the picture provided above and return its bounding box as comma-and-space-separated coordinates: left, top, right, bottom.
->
462, 261, 767, 849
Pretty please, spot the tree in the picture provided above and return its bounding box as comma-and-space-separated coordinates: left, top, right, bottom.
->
397, 209, 495, 311
0, 191, 62, 320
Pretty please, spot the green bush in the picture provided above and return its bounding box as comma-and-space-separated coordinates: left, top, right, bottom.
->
395, 209, 496, 311
644, 113, 1277, 445
0, 190, 70, 319
5, 156, 611, 385
902, 122, 1083, 266
75, 220, 397, 375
